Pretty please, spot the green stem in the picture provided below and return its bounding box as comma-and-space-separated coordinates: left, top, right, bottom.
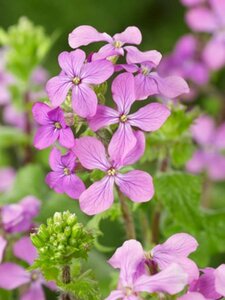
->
117, 189, 136, 239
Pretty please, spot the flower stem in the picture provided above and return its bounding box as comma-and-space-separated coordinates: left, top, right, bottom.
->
117, 189, 136, 239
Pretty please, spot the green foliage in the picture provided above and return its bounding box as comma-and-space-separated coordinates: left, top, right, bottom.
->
0, 17, 52, 81
0, 126, 28, 149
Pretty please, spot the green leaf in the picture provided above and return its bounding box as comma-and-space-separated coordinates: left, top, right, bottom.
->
170, 138, 196, 168
154, 172, 203, 232
0, 126, 28, 148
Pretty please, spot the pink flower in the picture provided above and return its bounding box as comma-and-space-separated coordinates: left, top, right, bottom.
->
215, 264, 225, 297
118, 46, 189, 100
0, 236, 7, 263
32, 102, 74, 149
106, 239, 188, 299
46, 50, 114, 117
159, 35, 209, 87
185, 0, 225, 70
68, 25, 142, 60
88, 73, 170, 161
189, 267, 221, 299
46, 147, 85, 199
179, 292, 207, 300
74, 135, 154, 215
0, 167, 16, 193
186, 115, 225, 180
3, 105, 26, 130
0, 237, 56, 300
2, 196, 41, 233
181, 0, 205, 6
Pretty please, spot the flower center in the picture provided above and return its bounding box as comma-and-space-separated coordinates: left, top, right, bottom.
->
31, 271, 39, 281
54, 122, 62, 129
64, 168, 71, 175
107, 168, 116, 176
144, 250, 153, 260
125, 287, 133, 296
113, 40, 123, 48
120, 114, 127, 123
141, 66, 150, 76
72, 76, 81, 85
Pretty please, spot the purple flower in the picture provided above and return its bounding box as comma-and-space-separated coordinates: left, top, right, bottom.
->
0, 237, 56, 300
46, 147, 85, 199
106, 239, 188, 299
189, 267, 221, 299
159, 35, 209, 88
186, 115, 225, 180
74, 135, 154, 215
46, 50, 114, 118
179, 292, 207, 300
185, 0, 225, 70
68, 25, 142, 60
3, 105, 26, 130
0, 167, 16, 193
0, 236, 7, 263
215, 264, 225, 297
31, 67, 49, 86
32, 102, 74, 149
181, 0, 205, 6
88, 73, 170, 161
2, 196, 41, 233
118, 46, 189, 100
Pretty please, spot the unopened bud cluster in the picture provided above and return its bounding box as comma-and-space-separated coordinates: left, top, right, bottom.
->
31, 211, 94, 265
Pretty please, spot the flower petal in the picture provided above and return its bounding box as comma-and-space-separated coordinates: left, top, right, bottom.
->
211, 0, 225, 25
74, 137, 110, 171
109, 123, 137, 164
181, 0, 205, 6
122, 130, 146, 167
215, 264, 225, 296
129, 103, 170, 132
112, 73, 136, 114
186, 151, 206, 174
46, 75, 72, 107
113, 26, 142, 45
105, 290, 125, 300
79, 176, 114, 215
0, 236, 7, 262
13, 237, 37, 265
58, 50, 86, 77
186, 7, 218, 32
92, 44, 116, 61
59, 128, 75, 148
125, 46, 162, 65
203, 39, 225, 70
115, 170, 154, 202
191, 115, 215, 145
88, 105, 119, 131
135, 263, 188, 295
81, 60, 113, 84
0, 263, 30, 290
72, 84, 98, 118
108, 239, 144, 286
68, 25, 111, 48
62, 174, 86, 199
32, 102, 51, 125
21, 283, 45, 300
49, 147, 63, 171
150, 73, 190, 99
134, 73, 158, 100
34, 125, 59, 149
179, 292, 206, 300
45, 171, 64, 193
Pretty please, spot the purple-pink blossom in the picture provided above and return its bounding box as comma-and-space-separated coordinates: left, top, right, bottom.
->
88, 72, 170, 161
159, 34, 209, 99
186, 115, 225, 180
68, 25, 142, 60
0, 237, 56, 300
106, 239, 188, 299
46, 147, 85, 199
0, 167, 16, 193
184, 0, 225, 70
117, 46, 189, 100
32, 102, 74, 149
74, 134, 154, 215
46, 49, 114, 118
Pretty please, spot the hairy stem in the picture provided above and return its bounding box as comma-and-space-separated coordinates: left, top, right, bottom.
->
117, 189, 136, 239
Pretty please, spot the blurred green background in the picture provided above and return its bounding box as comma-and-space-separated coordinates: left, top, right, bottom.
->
0, 0, 187, 73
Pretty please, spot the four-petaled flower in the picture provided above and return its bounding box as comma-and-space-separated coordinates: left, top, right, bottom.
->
68, 25, 142, 60
33, 102, 74, 149
46, 147, 85, 199
46, 49, 114, 117
0, 237, 56, 300
89, 72, 170, 161
118, 46, 189, 100
74, 135, 154, 215
106, 239, 188, 300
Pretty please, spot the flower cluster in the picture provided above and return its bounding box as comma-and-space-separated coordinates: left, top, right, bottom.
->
106, 233, 225, 300
33, 25, 189, 215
